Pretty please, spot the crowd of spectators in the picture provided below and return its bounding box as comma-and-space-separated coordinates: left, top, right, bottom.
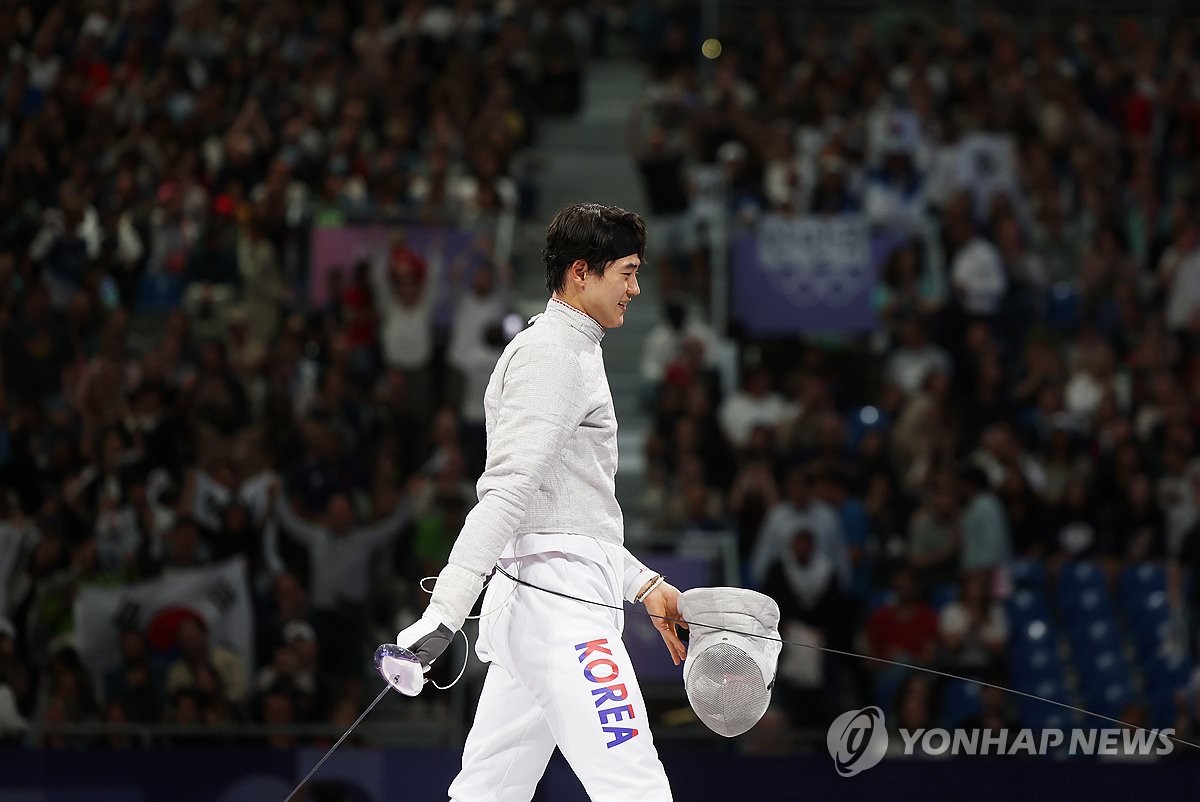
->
6, 0, 1200, 760
0, 0, 604, 748
630, 6, 1200, 749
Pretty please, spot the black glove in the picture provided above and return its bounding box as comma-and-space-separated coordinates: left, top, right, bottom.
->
395, 615, 455, 668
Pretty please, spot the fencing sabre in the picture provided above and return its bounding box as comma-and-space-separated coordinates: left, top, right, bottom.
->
281, 634, 469, 802
281, 682, 391, 802
493, 564, 1200, 753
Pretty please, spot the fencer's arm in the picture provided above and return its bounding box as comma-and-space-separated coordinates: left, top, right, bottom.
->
421, 344, 592, 632
624, 550, 687, 666
621, 548, 658, 603
642, 580, 688, 666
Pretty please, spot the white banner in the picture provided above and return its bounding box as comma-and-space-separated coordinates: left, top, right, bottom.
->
0, 523, 32, 620
73, 559, 254, 686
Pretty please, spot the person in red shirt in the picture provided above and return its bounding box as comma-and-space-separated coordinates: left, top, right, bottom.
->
867, 566, 939, 667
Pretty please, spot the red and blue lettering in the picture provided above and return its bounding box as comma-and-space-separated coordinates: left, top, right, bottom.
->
575, 638, 639, 748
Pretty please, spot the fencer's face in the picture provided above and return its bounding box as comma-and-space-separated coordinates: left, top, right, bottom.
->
577, 254, 641, 328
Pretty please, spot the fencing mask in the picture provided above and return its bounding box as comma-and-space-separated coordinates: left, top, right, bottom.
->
677, 587, 782, 738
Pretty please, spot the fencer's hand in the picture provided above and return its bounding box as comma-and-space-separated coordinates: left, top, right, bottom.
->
643, 581, 688, 666
395, 614, 456, 669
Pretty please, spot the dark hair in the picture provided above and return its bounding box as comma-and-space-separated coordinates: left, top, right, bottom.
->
542, 203, 646, 293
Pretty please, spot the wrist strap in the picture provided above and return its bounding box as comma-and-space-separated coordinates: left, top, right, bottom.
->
636, 574, 665, 604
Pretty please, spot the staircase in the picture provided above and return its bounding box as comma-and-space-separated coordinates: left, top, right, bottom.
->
512, 59, 658, 535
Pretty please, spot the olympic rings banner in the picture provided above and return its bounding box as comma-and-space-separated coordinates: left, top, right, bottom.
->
731, 215, 901, 336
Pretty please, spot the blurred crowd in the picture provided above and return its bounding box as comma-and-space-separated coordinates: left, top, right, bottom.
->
6, 0, 1200, 759
0, 0, 604, 748
629, 6, 1200, 749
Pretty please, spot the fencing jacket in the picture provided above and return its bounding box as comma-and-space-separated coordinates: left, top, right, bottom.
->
427, 297, 654, 630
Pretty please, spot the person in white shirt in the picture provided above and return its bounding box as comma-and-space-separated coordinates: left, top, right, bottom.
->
717, 365, 798, 451
938, 570, 1008, 677
392, 204, 684, 801
370, 232, 444, 419
883, 314, 952, 396
1157, 199, 1200, 333
952, 238, 1007, 316
749, 463, 850, 590
447, 260, 510, 460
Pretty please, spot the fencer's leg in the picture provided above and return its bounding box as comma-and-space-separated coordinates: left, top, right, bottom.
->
448, 661, 557, 802
539, 628, 673, 802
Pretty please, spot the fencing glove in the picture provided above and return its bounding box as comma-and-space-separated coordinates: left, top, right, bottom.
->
375, 614, 455, 696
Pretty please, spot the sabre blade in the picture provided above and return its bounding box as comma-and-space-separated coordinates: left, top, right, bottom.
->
281, 683, 391, 802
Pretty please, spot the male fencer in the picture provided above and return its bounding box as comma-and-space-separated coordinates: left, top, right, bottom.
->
391, 203, 687, 801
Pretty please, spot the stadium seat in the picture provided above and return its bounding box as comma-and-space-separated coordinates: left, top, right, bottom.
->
1080, 680, 1134, 719
1075, 649, 1133, 692
1057, 560, 1106, 592
1142, 651, 1193, 692
1011, 645, 1065, 685
1130, 604, 1173, 657
1009, 558, 1047, 591
1118, 563, 1167, 611
930, 583, 959, 610
1012, 617, 1054, 648
1060, 564, 1104, 600
1044, 282, 1081, 330
1007, 588, 1051, 625
1068, 617, 1121, 653
941, 680, 983, 728
1058, 587, 1114, 625
1015, 679, 1073, 731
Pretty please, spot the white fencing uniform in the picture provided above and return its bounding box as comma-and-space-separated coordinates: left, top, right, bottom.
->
426, 298, 672, 801
450, 533, 670, 801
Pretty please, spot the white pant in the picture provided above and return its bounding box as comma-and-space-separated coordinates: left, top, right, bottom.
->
448, 540, 673, 802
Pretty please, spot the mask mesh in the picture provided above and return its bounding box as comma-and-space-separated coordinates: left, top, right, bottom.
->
685, 641, 769, 737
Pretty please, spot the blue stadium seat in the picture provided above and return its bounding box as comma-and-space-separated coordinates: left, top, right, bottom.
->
1131, 605, 1173, 657
1080, 680, 1134, 719
1068, 617, 1121, 653
1044, 282, 1081, 330
1011, 645, 1064, 685
1075, 649, 1133, 692
1057, 560, 1107, 597
1007, 588, 1051, 625
1143, 652, 1193, 693
1012, 617, 1055, 649
1010, 558, 1047, 591
136, 272, 185, 314
1015, 681, 1073, 731
873, 667, 913, 714
941, 681, 983, 728
1129, 589, 1170, 626
1058, 587, 1114, 625
1149, 692, 1179, 731
1118, 563, 1167, 612
930, 583, 959, 610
